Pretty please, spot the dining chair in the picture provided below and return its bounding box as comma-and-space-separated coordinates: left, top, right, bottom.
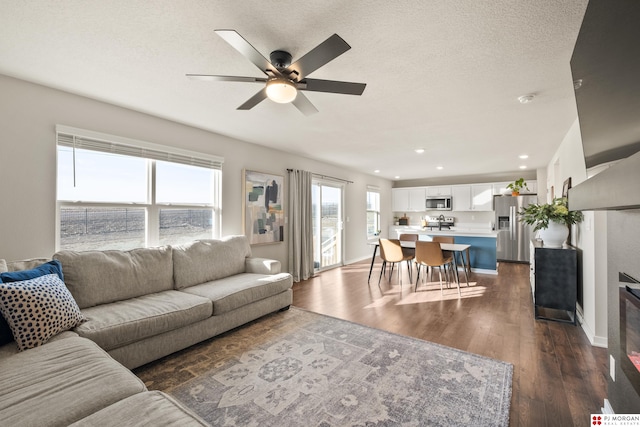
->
378, 238, 414, 286
432, 235, 470, 276
398, 233, 419, 259
431, 235, 454, 259
414, 241, 460, 297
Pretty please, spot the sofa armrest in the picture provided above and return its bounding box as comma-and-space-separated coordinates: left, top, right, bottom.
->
245, 257, 281, 275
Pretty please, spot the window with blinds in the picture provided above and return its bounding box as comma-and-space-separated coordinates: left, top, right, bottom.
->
55, 126, 223, 251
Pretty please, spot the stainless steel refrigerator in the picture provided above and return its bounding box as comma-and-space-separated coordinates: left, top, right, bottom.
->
495, 195, 537, 262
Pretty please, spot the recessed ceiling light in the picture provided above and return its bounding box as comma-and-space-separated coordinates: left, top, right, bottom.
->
519, 154, 529, 159
415, 148, 425, 154
518, 94, 535, 104
436, 166, 443, 170
395, 176, 400, 179
374, 169, 380, 173
519, 165, 527, 169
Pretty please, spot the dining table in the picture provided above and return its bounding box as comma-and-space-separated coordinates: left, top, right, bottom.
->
367, 239, 471, 287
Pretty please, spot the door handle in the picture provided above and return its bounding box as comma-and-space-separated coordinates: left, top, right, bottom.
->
510, 206, 516, 237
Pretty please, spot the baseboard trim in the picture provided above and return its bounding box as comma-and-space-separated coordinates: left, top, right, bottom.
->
602, 399, 614, 414
345, 255, 373, 265
471, 268, 498, 275
577, 308, 608, 348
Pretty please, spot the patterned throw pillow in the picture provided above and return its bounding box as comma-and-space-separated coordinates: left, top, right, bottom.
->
0, 274, 86, 351
0, 260, 66, 345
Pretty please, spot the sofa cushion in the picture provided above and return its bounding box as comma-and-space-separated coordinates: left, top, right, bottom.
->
69, 391, 210, 427
173, 235, 252, 290
0, 336, 146, 427
54, 246, 174, 308
0, 330, 78, 360
74, 290, 212, 351
0, 274, 86, 351
180, 272, 293, 315
0, 259, 6, 273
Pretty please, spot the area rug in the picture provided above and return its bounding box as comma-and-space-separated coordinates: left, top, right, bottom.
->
169, 307, 512, 426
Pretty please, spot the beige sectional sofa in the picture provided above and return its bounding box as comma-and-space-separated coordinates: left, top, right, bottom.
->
0, 235, 293, 426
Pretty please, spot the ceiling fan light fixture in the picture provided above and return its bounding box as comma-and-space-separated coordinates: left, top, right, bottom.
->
266, 78, 297, 103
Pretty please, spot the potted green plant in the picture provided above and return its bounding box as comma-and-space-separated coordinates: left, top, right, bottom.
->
506, 178, 528, 196
517, 197, 583, 247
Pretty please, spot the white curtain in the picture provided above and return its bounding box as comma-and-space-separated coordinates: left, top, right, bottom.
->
287, 169, 314, 282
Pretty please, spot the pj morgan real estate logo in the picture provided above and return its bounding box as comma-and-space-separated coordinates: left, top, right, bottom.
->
592, 414, 640, 426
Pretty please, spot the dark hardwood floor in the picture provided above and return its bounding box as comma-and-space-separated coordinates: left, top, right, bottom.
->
135, 258, 608, 426
291, 259, 608, 427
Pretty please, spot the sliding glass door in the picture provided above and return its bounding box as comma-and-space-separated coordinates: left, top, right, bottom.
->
312, 180, 344, 271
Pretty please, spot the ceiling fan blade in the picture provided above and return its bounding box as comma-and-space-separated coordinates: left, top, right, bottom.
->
186, 74, 268, 83
237, 88, 268, 110
292, 92, 319, 116
215, 29, 281, 77
286, 34, 351, 81
301, 78, 366, 96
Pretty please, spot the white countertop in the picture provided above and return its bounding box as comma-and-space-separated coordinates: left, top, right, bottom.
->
389, 225, 497, 238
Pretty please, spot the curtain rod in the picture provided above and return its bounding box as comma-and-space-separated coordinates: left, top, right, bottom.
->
286, 168, 353, 184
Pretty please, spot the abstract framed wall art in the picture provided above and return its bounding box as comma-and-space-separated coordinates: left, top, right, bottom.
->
242, 169, 284, 244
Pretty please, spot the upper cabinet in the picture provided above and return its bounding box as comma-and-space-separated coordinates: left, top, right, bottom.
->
392, 187, 426, 212
492, 182, 511, 196
425, 186, 452, 196
451, 184, 493, 211
471, 184, 493, 211
451, 185, 472, 211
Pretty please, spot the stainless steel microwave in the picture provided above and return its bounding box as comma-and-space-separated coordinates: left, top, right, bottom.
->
425, 196, 452, 210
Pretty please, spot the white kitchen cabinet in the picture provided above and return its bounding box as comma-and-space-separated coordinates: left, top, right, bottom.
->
392, 187, 425, 212
426, 186, 451, 196
471, 184, 493, 211
451, 185, 471, 211
492, 182, 511, 196
527, 180, 538, 194
392, 188, 409, 212
451, 184, 493, 211
408, 187, 426, 211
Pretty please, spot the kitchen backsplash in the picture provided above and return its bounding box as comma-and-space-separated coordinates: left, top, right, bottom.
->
393, 211, 495, 229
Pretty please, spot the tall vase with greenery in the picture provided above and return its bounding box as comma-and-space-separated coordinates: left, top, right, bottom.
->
517, 197, 583, 248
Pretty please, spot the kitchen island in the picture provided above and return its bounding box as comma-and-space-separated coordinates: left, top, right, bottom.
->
388, 226, 498, 274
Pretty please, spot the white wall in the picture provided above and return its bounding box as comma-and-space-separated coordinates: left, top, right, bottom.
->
546, 118, 607, 346
0, 74, 392, 269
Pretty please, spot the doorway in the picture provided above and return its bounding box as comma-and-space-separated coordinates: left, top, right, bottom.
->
312, 180, 344, 271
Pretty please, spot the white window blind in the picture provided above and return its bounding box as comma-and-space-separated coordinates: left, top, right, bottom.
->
56, 126, 224, 170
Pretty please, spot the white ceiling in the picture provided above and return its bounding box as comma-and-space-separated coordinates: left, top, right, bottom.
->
0, 1, 588, 182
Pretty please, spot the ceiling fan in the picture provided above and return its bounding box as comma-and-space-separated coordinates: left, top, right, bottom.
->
187, 30, 366, 116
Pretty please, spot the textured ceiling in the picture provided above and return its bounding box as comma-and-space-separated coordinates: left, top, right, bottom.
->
0, 1, 588, 181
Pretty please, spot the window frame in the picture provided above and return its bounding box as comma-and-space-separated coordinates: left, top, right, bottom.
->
366, 188, 381, 238
55, 125, 223, 250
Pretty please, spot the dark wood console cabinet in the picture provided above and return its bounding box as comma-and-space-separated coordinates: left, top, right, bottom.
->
529, 240, 578, 324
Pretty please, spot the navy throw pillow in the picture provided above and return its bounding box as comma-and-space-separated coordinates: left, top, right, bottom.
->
0, 260, 64, 283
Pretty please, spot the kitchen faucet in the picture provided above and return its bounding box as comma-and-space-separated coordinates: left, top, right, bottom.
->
438, 214, 445, 231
